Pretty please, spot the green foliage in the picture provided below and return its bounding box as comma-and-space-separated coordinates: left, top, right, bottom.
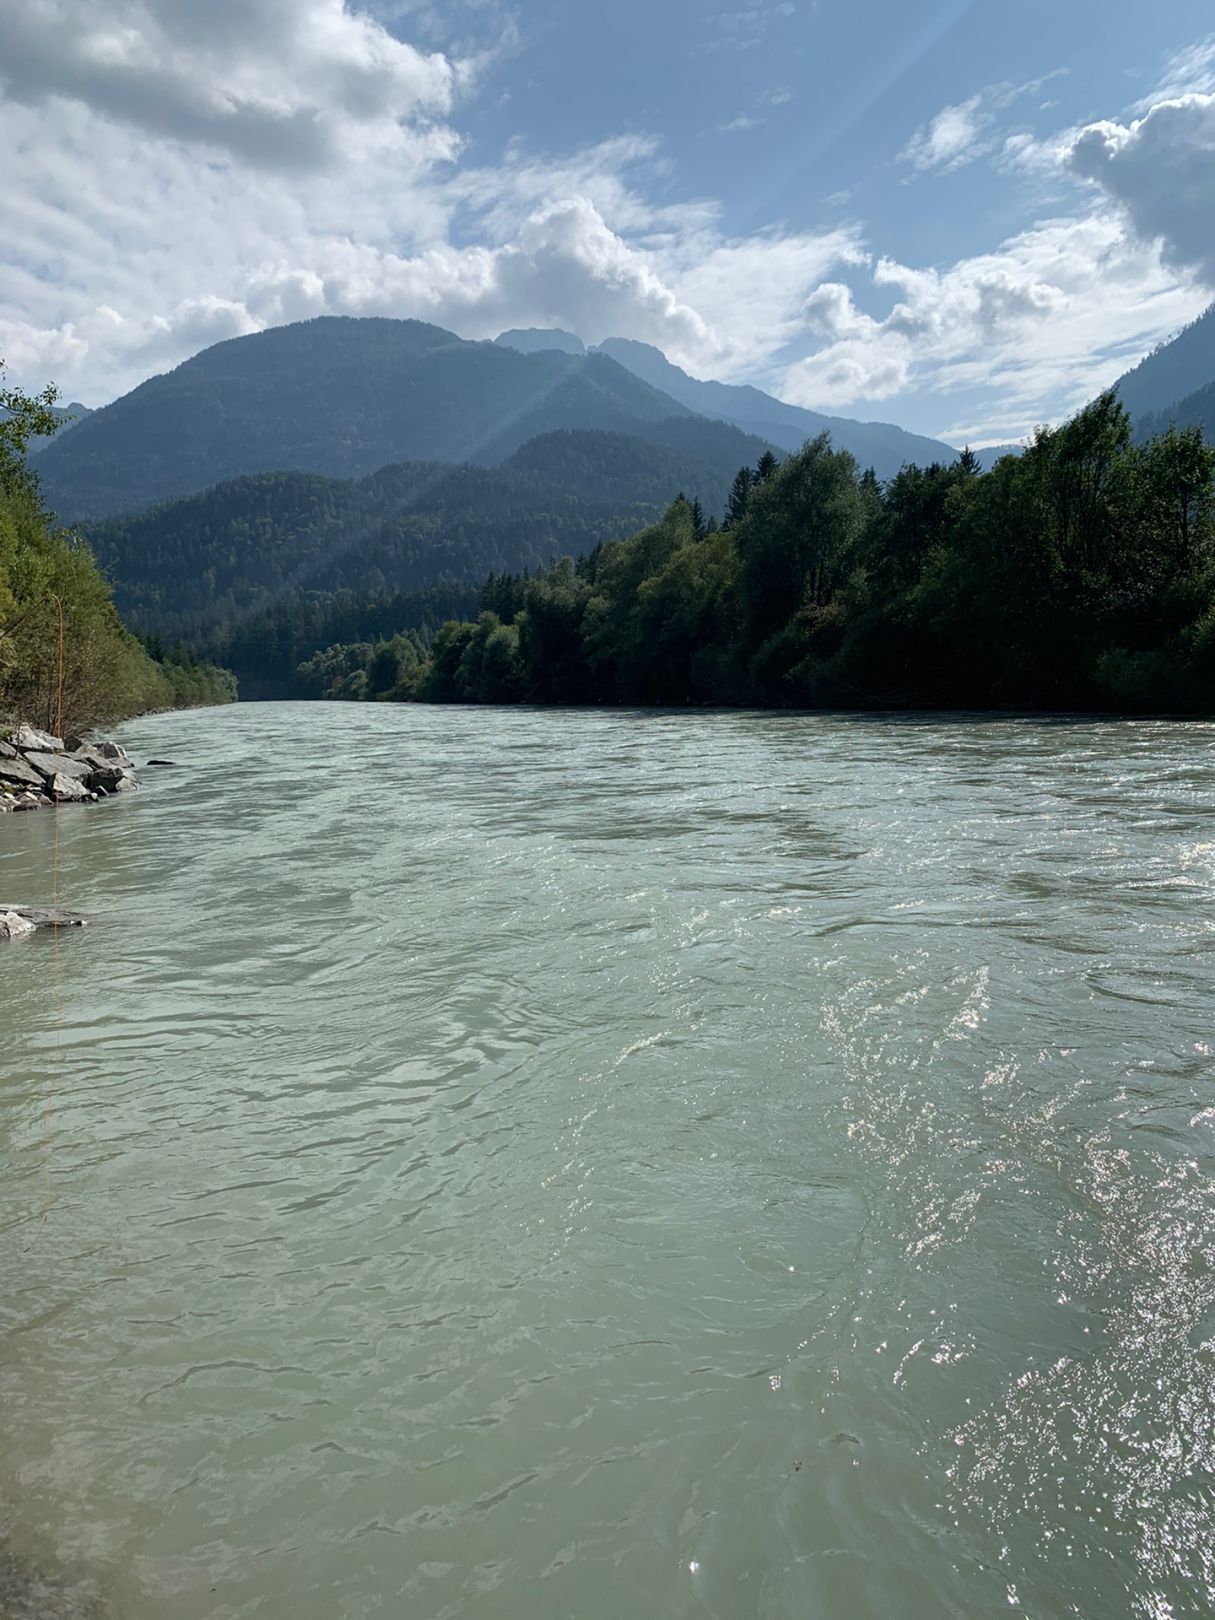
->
345, 393, 1215, 715
196, 586, 482, 698
0, 362, 235, 731
82, 430, 759, 660
297, 632, 425, 702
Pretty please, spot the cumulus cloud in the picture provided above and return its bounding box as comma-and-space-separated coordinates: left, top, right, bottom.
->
0, 1, 1208, 448
0, 0, 460, 170
0, 60, 863, 403
1066, 94, 1215, 285
780, 212, 1202, 431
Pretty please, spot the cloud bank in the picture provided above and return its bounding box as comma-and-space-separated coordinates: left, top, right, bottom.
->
0, 5, 1211, 446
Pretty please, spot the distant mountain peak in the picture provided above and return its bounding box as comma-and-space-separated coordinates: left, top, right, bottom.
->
592, 335, 959, 476
495, 328, 587, 357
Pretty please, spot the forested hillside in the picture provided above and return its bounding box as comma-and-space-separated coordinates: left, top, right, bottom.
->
0, 369, 233, 733
84, 428, 751, 640
186, 585, 479, 700
321, 395, 1215, 714
36, 317, 770, 521
1114, 304, 1215, 422
1140, 379, 1215, 446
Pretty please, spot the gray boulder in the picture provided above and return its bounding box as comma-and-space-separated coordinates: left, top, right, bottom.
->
0, 910, 37, 940
12, 725, 62, 752
44, 772, 91, 803
69, 744, 113, 771
22, 752, 93, 783
0, 904, 87, 929
86, 763, 138, 793
0, 756, 44, 789
94, 741, 131, 764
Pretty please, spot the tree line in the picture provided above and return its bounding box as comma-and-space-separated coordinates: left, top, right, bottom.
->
0, 367, 235, 734
309, 393, 1215, 713
81, 430, 749, 645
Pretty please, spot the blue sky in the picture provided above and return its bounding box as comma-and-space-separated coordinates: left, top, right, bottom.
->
1, 0, 1213, 444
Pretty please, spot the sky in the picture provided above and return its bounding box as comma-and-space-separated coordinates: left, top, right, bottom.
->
1, 0, 1213, 446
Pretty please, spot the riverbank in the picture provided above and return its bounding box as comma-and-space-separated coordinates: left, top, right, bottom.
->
0, 724, 138, 812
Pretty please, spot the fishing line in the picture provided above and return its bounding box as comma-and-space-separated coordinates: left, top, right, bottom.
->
27, 594, 66, 1247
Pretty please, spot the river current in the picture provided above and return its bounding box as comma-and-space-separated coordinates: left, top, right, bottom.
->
1, 703, 1214, 1619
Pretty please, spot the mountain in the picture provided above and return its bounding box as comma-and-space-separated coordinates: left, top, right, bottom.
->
2, 399, 91, 453
37, 317, 772, 522
974, 443, 1026, 471
82, 426, 757, 640
495, 328, 586, 356
587, 336, 959, 477
1113, 303, 1215, 422
1139, 379, 1215, 445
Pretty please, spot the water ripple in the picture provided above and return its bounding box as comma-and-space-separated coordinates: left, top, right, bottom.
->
1, 704, 1213, 1618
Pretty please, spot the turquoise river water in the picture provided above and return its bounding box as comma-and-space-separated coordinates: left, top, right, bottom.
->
1, 702, 1214, 1619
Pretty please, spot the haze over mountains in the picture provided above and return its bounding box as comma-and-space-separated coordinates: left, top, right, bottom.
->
35, 318, 771, 522
495, 328, 960, 472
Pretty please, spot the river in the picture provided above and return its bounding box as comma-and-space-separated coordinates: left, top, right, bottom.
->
1, 702, 1213, 1619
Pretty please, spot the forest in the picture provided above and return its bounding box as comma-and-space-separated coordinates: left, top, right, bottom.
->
310, 394, 1215, 714
82, 429, 750, 641
0, 369, 235, 734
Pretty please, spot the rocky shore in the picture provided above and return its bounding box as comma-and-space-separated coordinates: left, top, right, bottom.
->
0, 724, 138, 813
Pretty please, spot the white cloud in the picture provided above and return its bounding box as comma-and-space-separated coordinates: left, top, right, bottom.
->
699, 2, 795, 53
0, 63, 862, 403
716, 114, 761, 134
1066, 94, 1215, 285
0, 0, 461, 172
781, 213, 1206, 436
1135, 34, 1215, 108
668, 229, 867, 380
0, 0, 1209, 451
900, 71, 1070, 176
900, 95, 988, 173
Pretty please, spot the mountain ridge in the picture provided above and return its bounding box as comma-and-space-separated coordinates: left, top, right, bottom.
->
496, 329, 960, 476
1111, 303, 1215, 422
37, 316, 774, 522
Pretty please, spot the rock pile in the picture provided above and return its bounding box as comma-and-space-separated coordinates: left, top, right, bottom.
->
0, 725, 139, 812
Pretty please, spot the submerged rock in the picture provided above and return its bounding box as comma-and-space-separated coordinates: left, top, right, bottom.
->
0, 905, 87, 930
